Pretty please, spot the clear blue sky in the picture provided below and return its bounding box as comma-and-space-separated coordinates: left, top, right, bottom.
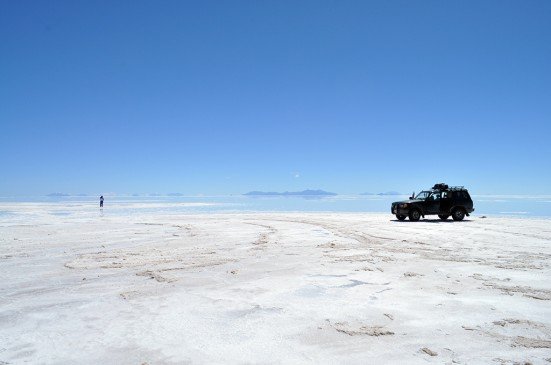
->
1, 0, 550, 195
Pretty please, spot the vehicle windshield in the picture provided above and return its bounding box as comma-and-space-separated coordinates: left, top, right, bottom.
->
415, 191, 431, 200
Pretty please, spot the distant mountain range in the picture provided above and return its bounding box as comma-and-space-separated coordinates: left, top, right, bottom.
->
360, 191, 403, 196
244, 189, 337, 196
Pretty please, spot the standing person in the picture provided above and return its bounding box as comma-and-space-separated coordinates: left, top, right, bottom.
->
100, 195, 104, 208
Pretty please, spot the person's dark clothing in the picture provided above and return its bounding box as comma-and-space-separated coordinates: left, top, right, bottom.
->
100, 196, 104, 208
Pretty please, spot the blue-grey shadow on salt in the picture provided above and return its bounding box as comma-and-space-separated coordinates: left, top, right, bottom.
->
295, 285, 326, 297
337, 279, 370, 288
49, 211, 72, 216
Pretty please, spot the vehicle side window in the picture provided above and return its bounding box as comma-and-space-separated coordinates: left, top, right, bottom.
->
453, 191, 469, 200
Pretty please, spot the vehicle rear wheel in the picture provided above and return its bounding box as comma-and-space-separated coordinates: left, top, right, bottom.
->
438, 214, 449, 220
452, 208, 466, 221
408, 209, 421, 222
396, 214, 406, 221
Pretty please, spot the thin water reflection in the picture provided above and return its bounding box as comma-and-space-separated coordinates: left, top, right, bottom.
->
0, 195, 549, 217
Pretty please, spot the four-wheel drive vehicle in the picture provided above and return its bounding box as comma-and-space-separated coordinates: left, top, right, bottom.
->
391, 183, 474, 221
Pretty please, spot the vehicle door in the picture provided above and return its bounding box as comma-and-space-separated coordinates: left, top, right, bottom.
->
440, 191, 452, 213
425, 191, 441, 214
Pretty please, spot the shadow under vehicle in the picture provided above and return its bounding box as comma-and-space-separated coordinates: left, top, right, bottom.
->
391, 183, 474, 221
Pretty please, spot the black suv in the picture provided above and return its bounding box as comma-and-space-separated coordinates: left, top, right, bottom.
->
391, 183, 474, 221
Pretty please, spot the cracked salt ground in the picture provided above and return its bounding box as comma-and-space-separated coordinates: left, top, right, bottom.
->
0, 205, 550, 364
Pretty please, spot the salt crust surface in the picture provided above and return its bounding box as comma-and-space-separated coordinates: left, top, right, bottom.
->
0, 203, 550, 364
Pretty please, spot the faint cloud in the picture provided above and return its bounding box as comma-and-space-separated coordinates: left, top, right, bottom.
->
293, 171, 301, 178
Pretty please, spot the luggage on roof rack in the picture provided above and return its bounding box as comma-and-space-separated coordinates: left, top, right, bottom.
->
432, 183, 449, 190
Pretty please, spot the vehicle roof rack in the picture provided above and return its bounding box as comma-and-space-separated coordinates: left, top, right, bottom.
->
448, 186, 466, 191
431, 184, 467, 191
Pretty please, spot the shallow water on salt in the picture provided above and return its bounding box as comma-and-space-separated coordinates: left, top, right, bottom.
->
1, 194, 550, 217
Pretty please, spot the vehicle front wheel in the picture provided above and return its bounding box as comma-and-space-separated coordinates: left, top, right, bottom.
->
396, 214, 407, 221
438, 214, 449, 220
408, 209, 421, 222
452, 208, 466, 221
